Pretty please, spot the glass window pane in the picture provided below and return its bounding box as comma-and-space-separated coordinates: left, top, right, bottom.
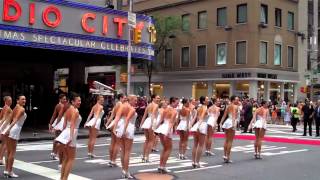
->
236, 41, 246, 64
288, 47, 293, 68
288, 12, 294, 30
274, 44, 282, 65
260, 5, 268, 24
260, 42, 267, 64
217, 8, 227, 26
198, 11, 207, 29
181, 47, 190, 67
216, 43, 227, 65
237, 4, 247, 23
197, 45, 206, 66
182, 14, 190, 31
165, 49, 172, 68
275, 8, 282, 27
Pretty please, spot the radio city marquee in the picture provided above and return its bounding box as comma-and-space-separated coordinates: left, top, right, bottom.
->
0, 0, 155, 60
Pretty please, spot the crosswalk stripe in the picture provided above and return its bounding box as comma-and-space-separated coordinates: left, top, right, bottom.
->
174, 165, 222, 173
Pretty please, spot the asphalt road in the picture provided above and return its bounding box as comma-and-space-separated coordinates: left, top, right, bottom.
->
1, 125, 319, 180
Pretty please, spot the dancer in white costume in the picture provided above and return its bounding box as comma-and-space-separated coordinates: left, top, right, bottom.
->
249, 101, 268, 159
220, 96, 240, 163
140, 94, 160, 162
48, 94, 68, 160
205, 98, 220, 156
190, 96, 209, 168
105, 93, 126, 167
55, 93, 82, 180
152, 100, 168, 152
112, 95, 137, 179
176, 98, 190, 160
155, 97, 179, 173
0, 96, 12, 166
85, 95, 104, 158
4, 95, 27, 178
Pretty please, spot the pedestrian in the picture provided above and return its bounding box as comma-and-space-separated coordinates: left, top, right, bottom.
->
55, 93, 82, 180
0, 96, 12, 165
140, 94, 160, 163
220, 95, 240, 163
314, 100, 320, 137
155, 97, 179, 173
4, 95, 27, 178
205, 98, 220, 156
290, 103, 300, 132
301, 99, 314, 136
48, 93, 68, 161
190, 96, 209, 168
112, 95, 137, 179
242, 99, 253, 133
105, 93, 126, 167
284, 103, 292, 126
176, 98, 191, 160
249, 101, 268, 159
85, 95, 104, 158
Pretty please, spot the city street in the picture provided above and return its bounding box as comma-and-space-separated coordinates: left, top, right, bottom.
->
1, 125, 319, 180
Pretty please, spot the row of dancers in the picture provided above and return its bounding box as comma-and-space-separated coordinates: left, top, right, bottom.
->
0, 93, 268, 179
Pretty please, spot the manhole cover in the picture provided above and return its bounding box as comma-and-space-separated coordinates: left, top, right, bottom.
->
134, 172, 175, 180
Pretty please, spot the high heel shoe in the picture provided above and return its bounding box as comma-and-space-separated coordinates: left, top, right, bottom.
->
8, 172, 19, 178
254, 153, 258, 159
3, 171, 8, 178
223, 156, 228, 163
192, 162, 197, 168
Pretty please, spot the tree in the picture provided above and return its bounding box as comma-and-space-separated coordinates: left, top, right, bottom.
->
145, 15, 181, 97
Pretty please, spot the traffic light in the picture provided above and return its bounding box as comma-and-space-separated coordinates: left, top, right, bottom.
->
133, 29, 142, 44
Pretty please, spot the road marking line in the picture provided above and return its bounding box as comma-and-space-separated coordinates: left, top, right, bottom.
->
138, 162, 208, 173
174, 165, 222, 173
244, 147, 287, 153
262, 149, 309, 156
13, 159, 91, 180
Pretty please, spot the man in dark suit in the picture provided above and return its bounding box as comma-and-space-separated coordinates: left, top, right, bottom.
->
242, 99, 253, 133
302, 99, 314, 136
314, 100, 320, 137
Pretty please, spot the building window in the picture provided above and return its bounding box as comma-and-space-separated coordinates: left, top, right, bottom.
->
197, 45, 206, 66
164, 49, 173, 68
260, 41, 268, 64
181, 47, 190, 67
217, 7, 227, 26
237, 4, 247, 23
216, 43, 227, 65
236, 41, 247, 64
260, 4, 268, 24
275, 8, 282, 27
288, 46, 294, 68
288, 11, 294, 30
274, 44, 282, 65
181, 14, 190, 32
198, 11, 207, 29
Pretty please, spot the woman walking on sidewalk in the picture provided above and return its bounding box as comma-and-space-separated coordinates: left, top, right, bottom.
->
112, 95, 138, 179
205, 98, 220, 156
155, 97, 179, 173
220, 96, 240, 163
48, 94, 68, 160
0, 96, 12, 166
105, 94, 126, 167
176, 98, 191, 160
4, 95, 27, 178
249, 101, 268, 159
190, 96, 209, 168
55, 93, 82, 180
85, 95, 104, 158
140, 94, 160, 162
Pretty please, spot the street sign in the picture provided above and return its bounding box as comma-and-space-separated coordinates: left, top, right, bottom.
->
128, 12, 136, 28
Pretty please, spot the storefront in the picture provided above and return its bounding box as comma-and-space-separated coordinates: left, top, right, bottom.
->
0, 0, 154, 126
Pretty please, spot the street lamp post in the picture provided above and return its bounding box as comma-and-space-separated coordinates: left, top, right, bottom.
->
127, 0, 133, 95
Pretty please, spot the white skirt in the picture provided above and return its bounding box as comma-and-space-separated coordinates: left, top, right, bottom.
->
0, 122, 10, 135
85, 117, 102, 130
106, 120, 115, 131
155, 122, 172, 138
55, 127, 79, 147
53, 117, 65, 131
8, 125, 23, 140
176, 120, 188, 131
222, 118, 234, 130
207, 116, 218, 127
141, 117, 152, 129
115, 119, 135, 140
190, 121, 207, 135
253, 120, 267, 130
